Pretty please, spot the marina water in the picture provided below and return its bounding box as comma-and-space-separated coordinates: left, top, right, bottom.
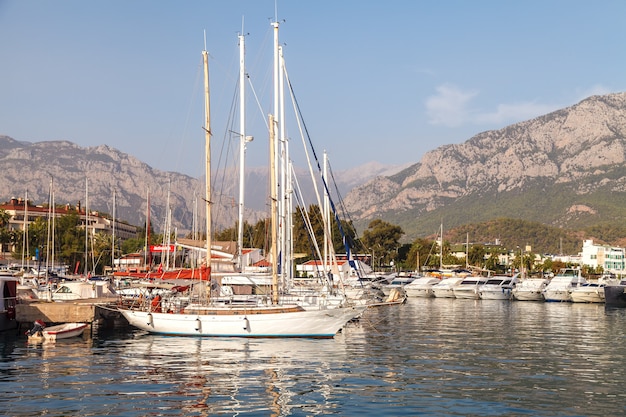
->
2, 298, 626, 416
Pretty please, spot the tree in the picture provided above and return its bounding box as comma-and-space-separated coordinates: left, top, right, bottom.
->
406, 238, 434, 271
485, 252, 502, 273
0, 209, 12, 253
360, 219, 404, 268
56, 213, 84, 271
92, 232, 114, 274
291, 204, 357, 260
468, 244, 486, 267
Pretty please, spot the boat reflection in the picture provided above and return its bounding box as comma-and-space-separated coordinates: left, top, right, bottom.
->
120, 332, 349, 416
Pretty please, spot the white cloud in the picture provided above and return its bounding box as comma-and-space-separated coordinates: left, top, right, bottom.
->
425, 84, 477, 127
575, 84, 612, 102
426, 83, 563, 127
474, 102, 560, 125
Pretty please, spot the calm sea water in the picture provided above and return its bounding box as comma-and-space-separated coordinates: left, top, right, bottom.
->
2, 299, 626, 416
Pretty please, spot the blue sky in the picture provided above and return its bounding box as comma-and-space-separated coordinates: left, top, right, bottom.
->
1, 1, 624, 178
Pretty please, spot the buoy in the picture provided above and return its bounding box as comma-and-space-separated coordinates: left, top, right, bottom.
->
146, 312, 153, 326
195, 317, 202, 332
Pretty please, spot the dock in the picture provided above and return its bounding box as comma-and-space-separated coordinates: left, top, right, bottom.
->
15, 298, 122, 327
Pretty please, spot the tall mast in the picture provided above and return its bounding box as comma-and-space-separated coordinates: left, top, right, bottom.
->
466, 232, 469, 269
51, 182, 55, 274
237, 31, 246, 271
164, 179, 172, 269
269, 114, 278, 304
279, 44, 289, 286
84, 178, 89, 275
439, 223, 443, 269
46, 177, 52, 279
323, 151, 329, 273
112, 188, 116, 272
203, 47, 212, 272
192, 192, 198, 267
22, 190, 28, 272
145, 188, 150, 270
271, 20, 281, 282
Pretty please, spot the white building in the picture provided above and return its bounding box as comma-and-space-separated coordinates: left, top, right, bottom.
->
581, 239, 625, 273
0, 197, 138, 254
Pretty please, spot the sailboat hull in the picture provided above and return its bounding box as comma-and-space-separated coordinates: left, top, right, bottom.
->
119, 305, 364, 338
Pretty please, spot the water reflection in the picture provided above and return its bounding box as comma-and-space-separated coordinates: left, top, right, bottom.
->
2, 300, 626, 415
113, 332, 350, 416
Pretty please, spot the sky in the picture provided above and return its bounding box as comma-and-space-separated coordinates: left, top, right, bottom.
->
1, 0, 625, 179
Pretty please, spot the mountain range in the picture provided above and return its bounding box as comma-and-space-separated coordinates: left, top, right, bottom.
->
344, 92, 626, 251
0, 135, 403, 234
2, 92, 626, 253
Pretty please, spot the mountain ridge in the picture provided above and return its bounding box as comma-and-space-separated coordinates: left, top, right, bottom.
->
0, 135, 400, 233
3, 91, 626, 249
344, 92, 626, 243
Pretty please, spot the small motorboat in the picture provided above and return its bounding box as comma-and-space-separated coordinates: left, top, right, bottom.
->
26, 320, 88, 342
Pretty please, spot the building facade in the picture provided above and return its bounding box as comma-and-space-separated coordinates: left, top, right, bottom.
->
581, 239, 625, 273
0, 197, 138, 254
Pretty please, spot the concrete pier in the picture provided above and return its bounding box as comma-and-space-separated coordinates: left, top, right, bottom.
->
15, 298, 121, 325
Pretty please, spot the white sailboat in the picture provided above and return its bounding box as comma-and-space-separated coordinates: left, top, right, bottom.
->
119, 24, 364, 337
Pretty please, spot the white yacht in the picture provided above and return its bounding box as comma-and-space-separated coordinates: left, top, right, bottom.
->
570, 275, 619, 303
453, 276, 489, 299
403, 276, 441, 298
381, 272, 417, 296
542, 268, 586, 302
512, 278, 549, 301
432, 277, 464, 298
569, 283, 604, 303
478, 274, 519, 300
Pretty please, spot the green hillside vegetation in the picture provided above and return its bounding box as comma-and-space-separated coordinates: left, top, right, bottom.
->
444, 218, 581, 255
356, 167, 626, 253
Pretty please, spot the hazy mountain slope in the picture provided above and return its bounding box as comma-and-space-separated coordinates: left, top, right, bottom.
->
345, 92, 626, 240
0, 136, 394, 232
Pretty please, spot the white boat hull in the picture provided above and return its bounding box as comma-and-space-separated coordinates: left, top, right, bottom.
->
453, 288, 480, 299
570, 289, 604, 303
432, 288, 456, 298
432, 277, 464, 298
512, 279, 549, 301
479, 289, 513, 300
543, 289, 571, 302
512, 290, 544, 301
404, 287, 435, 298
543, 269, 586, 302
403, 278, 440, 298
119, 305, 364, 338
28, 322, 88, 341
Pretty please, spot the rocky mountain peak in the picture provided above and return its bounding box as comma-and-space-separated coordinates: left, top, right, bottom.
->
344, 92, 626, 238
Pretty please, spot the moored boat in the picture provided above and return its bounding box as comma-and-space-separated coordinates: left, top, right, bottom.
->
26, 320, 89, 341
543, 268, 586, 302
117, 24, 365, 338
569, 283, 605, 303
0, 274, 18, 332
603, 280, 626, 308
512, 278, 549, 301
570, 274, 620, 303
432, 277, 464, 298
121, 301, 364, 338
453, 276, 489, 299
403, 276, 441, 298
381, 272, 417, 295
478, 274, 519, 300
